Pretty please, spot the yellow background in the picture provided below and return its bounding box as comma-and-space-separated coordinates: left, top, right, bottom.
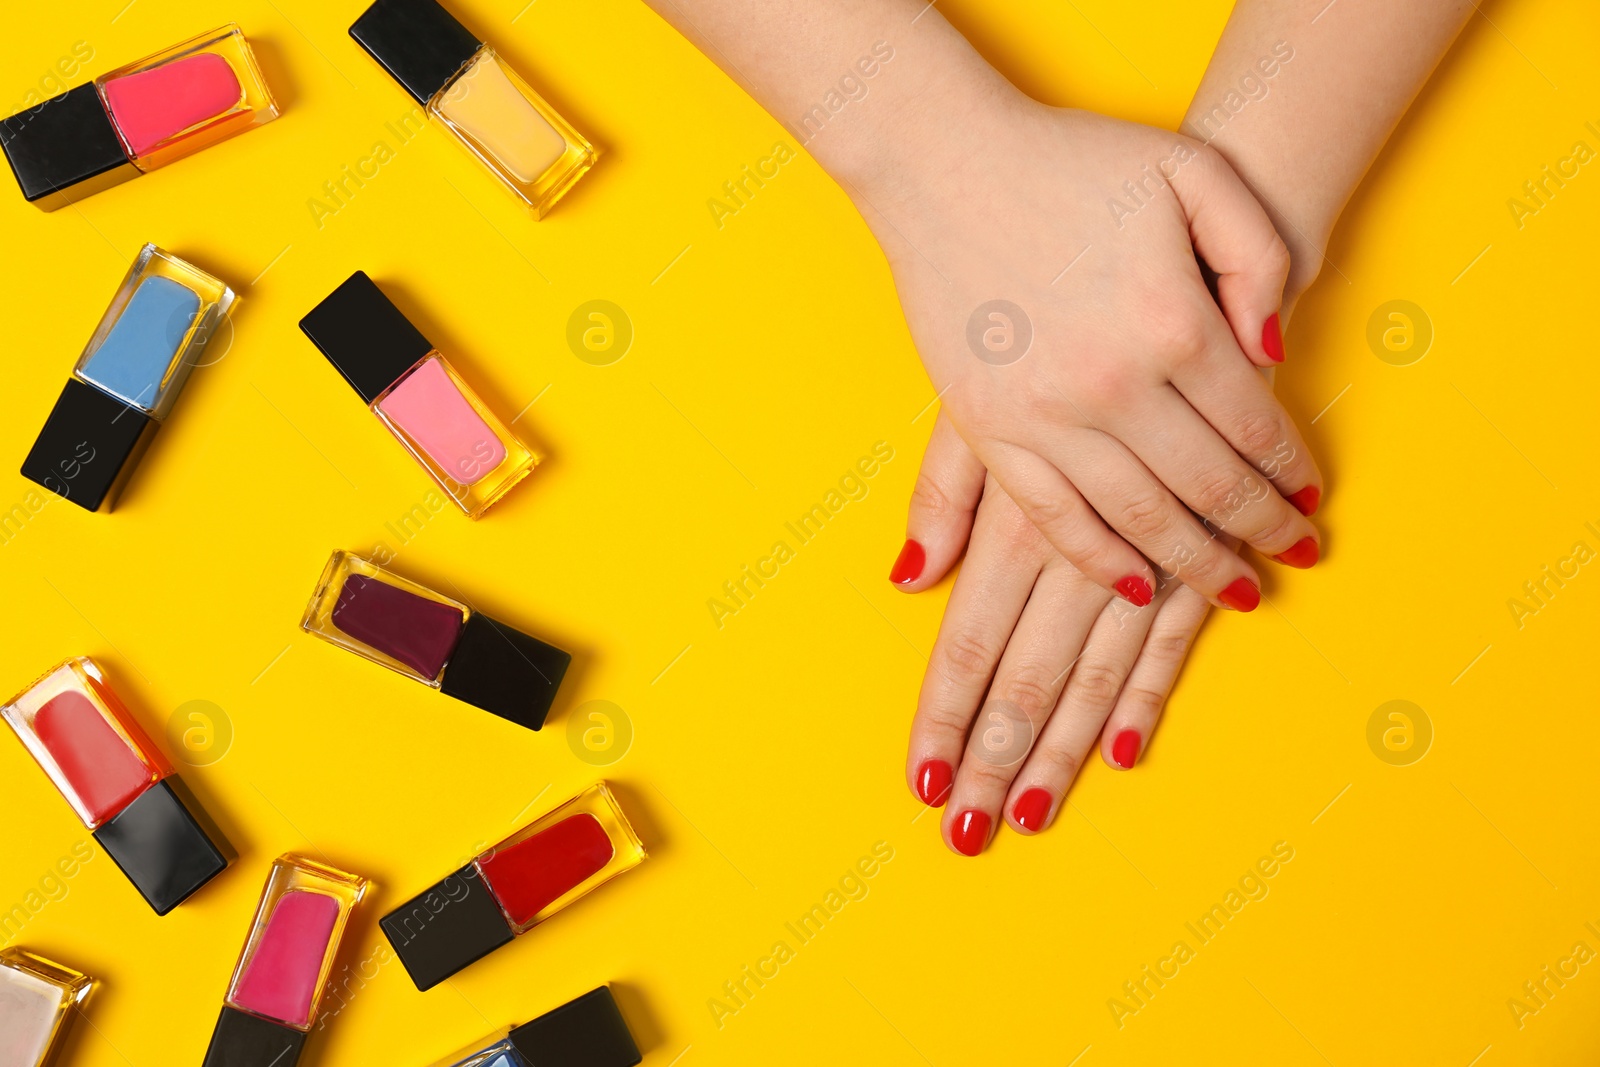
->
2, 0, 1597, 1063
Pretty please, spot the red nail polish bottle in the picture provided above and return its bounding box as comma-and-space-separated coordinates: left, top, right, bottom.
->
381, 782, 645, 990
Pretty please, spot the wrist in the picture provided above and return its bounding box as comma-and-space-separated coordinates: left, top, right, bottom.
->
795, 20, 1028, 214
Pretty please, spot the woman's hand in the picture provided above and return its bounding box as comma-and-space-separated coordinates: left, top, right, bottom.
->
855, 98, 1322, 610
637, 0, 1475, 857
895, 415, 1216, 856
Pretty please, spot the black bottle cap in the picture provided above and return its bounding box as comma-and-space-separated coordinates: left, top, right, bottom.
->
380, 864, 514, 990
298, 271, 434, 405
202, 1006, 307, 1067
510, 987, 642, 1067
350, 0, 483, 106
93, 778, 229, 915
0, 83, 138, 210
21, 378, 158, 512
440, 613, 571, 732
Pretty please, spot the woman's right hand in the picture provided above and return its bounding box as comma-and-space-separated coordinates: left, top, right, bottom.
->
852, 96, 1323, 609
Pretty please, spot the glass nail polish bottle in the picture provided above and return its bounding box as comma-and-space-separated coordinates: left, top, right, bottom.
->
350, 0, 596, 217
298, 271, 536, 518
0, 948, 93, 1067
381, 782, 645, 990
21, 243, 234, 512
203, 855, 369, 1067
428, 987, 642, 1067
301, 550, 570, 731
0, 26, 278, 209
2, 657, 230, 914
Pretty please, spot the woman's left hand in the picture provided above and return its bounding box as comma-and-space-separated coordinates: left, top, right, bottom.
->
894, 413, 1217, 856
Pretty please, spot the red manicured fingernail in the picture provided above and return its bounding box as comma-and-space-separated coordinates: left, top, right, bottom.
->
951, 809, 991, 856
1219, 577, 1261, 612
1287, 485, 1320, 517
890, 539, 926, 585
1273, 536, 1319, 569
1112, 729, 1141, 768
1115, 575, 1154, 607
915, 759, 952, 807
1012, 788, 1053, 832
1262, 313, 1285, 363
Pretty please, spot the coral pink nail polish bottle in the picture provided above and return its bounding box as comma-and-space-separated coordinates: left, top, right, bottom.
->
3, 656, 230, 914
0, 26, 278, 209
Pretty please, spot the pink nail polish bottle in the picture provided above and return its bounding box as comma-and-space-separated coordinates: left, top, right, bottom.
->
299, 272, 538, 518
203, 854, 368, 1067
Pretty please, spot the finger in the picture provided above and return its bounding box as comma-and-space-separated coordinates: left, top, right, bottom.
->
906, 486, 1047, 809
940, 559, 1112, 854
1101, 581, 1213, 770
999, 577, 1171, 835
1171, 142, 1291, 368
984, 443, 1159, 607
1061, 435, 1264, 611
1170, 336, 1324, 517
893, 412, 987, 592
1121, 389, 1319, 567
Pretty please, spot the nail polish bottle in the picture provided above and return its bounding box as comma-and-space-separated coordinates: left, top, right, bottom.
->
302, 550, 571, 731
381, 782, 644, 990
2, 657, 230, 915
428, 987, 642, 1067
349, 0, 596, 216
0, 26, 278, 210
20, 243, 234, 513
203, 854, 369, 1067
0, 947, 92, 1067
298, 271, 536, 518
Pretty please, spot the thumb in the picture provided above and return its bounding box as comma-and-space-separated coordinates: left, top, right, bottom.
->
1172, 143, 1292, 368
891, 411, 985, 592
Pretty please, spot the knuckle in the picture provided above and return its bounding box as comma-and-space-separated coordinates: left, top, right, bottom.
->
1018, 489, 1080, 535
1172, 541, 1227, 585
1269, 452, 1308, 487
1077, 363, 1137, 410
1141, 628, 1195, 668
1032, 742, 1082, 783
1113, 491, 1176, 547
917, 701, 975, 743
1276, 453, 1314, 491
909, 473, 956, 525
1190, 468, 1250, 521
1118, 684, 1169, 719
961, 758, 1018, 792
996, 665, 1059, 720
1260, 231, 1291, 277
1070, 661, 1126, 711
1073, 543, 1131, 590
1250, 506, 1301, 551
1234, 410, 1285, 457
938, 630, 1000, 686
1148, 309, 1210, 363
